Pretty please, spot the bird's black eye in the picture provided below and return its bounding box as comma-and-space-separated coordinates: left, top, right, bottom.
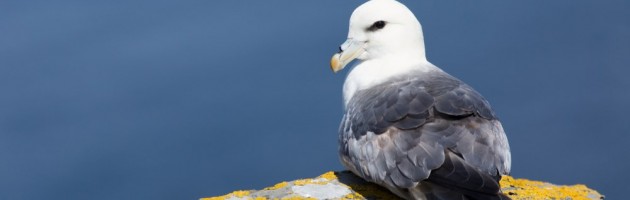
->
367, 20, 386, 32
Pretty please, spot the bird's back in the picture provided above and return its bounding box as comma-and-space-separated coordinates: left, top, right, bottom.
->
338, 70, 511, 200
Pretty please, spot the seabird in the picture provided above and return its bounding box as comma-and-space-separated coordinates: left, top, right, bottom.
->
330, 0, 512, 199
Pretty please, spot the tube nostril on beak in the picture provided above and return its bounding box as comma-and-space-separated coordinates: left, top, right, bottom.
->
338, 46, 343, 53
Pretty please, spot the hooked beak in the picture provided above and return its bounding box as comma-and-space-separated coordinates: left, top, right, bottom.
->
330, 39, 366, 73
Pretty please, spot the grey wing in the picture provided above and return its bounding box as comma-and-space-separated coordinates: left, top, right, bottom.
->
339, 74, 511, 197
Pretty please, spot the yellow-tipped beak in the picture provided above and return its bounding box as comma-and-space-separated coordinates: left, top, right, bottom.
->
330, 53, 343, 73
330, 39, 365, 73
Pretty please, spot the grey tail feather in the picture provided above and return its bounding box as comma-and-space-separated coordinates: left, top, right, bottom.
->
408, 150, 511, 200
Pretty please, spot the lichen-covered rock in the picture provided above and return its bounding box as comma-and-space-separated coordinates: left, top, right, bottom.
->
499, 176, 603, 200
201, 171, 603, 200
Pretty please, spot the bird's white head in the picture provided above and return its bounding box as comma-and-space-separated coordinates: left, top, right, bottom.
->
330, 0, 426, 73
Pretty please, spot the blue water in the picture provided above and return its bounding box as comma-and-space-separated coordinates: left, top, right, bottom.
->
1, 0, 628, 199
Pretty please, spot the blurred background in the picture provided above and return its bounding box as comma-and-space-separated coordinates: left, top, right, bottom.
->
1, 0, 628, 199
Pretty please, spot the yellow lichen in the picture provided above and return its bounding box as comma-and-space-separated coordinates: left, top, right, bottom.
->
200, 190, 251, 200
200, 194, 227, 200
202, 172, 601, 200
341, 192, 366, 200
500, 175, 602, 200
265, 181, 289, 190
293, 177, 329, 186
293, 179, 312, 186
232, 190, 251, 198
318, 171, 338, 181
290, 172, 339, 186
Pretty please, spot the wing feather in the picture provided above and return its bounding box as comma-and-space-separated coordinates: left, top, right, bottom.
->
339, 71, 511, 199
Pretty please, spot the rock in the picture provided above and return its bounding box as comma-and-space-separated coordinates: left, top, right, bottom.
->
201, 171, 604, 200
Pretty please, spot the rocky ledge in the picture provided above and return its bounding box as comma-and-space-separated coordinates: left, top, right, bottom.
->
201, 171, 603, 200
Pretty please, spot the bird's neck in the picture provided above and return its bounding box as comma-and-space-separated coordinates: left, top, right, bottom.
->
342, 54, 436, 107
369, 36, 426, 61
